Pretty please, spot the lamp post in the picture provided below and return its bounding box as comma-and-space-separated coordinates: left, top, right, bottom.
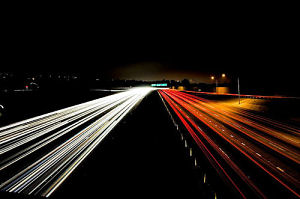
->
238, 77, 240, 104
211, 76, 217, 91
211, 74, 226, 93
211, 74, 240, 104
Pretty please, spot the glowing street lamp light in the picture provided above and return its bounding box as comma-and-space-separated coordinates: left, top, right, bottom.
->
211, 74, 225, 91
210, 73, 240, 104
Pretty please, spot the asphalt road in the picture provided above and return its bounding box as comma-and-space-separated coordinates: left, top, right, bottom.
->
0, 89, 203, 198
49, 90, 203, 198
159, 89, 300, 199
0, 88, 155, 197
2, 88, 298, 199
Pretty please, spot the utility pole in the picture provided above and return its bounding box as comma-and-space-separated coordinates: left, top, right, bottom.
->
238, 77, 240, 104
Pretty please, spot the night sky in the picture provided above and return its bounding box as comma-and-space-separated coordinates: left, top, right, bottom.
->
2, 8, 299, 94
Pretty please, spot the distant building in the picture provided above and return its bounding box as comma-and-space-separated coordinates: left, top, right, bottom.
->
216, 87, 229, 93
178, 86, 185, 90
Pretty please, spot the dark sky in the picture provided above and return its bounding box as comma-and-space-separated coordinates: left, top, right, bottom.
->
1, 7, 299, 90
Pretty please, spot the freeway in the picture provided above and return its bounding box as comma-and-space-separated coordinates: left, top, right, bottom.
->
159, 89, 300, 199
0, 87, 153, 197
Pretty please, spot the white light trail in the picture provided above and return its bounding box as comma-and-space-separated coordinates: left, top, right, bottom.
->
0, 87, 154, 197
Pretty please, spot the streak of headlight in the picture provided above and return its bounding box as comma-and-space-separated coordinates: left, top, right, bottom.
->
0, 87, 154, 197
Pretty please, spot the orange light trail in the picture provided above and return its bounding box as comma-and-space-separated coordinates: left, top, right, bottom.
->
159, 89, 300, 198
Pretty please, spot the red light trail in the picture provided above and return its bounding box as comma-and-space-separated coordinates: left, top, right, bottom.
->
159, 89, 300, 198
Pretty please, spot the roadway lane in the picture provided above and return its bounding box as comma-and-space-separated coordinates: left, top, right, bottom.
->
44, 90, 204, 199
0, 87, 154, 197
159, 89, 300, 199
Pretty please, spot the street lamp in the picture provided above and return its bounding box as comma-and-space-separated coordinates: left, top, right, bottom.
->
210, 74, 240, 104
238, 77, 240, 104
211, 74, 226, 92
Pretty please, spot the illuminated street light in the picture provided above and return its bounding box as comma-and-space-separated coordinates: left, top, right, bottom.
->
210, 74, 240, 104
210, 75, 221, 92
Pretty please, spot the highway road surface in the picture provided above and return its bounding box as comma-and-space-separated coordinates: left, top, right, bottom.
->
1, 87, 299, 198
0, 87, 154, 197
159, 89, 300, 199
